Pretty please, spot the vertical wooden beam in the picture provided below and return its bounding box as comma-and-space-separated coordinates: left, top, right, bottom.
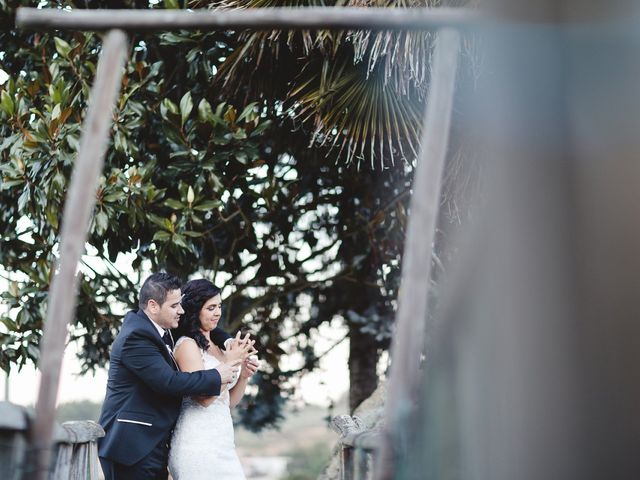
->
354, 448, 368, 479
26, 29, 128, 480
374, 27, 460, 480
341, 446, 355, 480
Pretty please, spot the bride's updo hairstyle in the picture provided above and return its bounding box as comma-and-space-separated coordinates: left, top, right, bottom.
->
175, 278, 221, 351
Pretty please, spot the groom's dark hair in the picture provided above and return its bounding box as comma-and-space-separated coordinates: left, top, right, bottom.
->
139, 272, 182, 309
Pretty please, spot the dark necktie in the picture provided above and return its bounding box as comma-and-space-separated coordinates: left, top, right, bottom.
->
162, 330, 174, 350
162, 330, 179, 370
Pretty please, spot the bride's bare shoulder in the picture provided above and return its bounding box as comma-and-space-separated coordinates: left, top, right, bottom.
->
174, 336, 199, 353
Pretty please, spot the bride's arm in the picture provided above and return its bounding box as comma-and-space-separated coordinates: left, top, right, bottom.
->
229, 377, 248, 408
229, 357, 259, 408
174, 339, 219, 407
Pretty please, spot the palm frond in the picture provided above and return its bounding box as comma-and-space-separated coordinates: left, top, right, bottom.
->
291, 54, 423, 167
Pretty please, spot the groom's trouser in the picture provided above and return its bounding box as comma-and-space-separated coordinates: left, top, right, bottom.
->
100, 434, 170, 480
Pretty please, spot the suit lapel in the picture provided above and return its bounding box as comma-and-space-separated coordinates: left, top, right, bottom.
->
133, 310, 180, 370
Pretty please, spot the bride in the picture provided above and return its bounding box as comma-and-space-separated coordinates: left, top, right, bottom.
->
168, 278, 259, 479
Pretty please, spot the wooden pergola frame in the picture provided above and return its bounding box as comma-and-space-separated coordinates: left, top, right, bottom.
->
15, 7, 467, 480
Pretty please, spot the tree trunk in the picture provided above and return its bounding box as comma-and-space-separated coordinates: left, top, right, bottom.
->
348, 320, 379, 412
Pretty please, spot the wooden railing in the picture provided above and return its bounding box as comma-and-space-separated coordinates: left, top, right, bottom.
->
331, 415, 380, 480
0, 402, 104, 480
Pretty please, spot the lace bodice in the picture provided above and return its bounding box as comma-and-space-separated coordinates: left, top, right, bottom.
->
174, 336, 239, 408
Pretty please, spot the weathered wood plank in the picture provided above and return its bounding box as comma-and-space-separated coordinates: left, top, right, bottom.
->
59, 421, 104, 444
26, 29, 128, 480
15, 7, 486, 32
341, 430, 379, 451
374, 27, 461, 480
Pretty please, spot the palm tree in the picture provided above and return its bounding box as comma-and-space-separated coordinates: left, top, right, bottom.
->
209, 0, 443, 169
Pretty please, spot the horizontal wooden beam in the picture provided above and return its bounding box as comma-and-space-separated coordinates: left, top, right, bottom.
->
15, 7, 485, 32
341, 430, 380, 451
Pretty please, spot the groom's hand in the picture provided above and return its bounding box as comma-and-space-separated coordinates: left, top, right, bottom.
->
216, 361, 241, 384
240, 357, 259, 380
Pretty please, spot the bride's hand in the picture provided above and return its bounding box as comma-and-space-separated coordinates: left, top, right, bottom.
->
224, 331, 254, 364
240, 356, 259, 380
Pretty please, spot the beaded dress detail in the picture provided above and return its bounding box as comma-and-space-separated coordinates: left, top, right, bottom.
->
168, 336, 244, 479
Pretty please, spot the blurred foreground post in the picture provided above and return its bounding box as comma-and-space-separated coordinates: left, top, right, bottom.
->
374, 27, 460, 480
26, 30, 127, 480
408, 1, 640, 479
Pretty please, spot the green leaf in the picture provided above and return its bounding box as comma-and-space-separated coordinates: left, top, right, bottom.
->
102, 192, 124, 202
172, 233, 189, 249
153, 231, 171, 242
193, 200, 222, 211
159, 32, 194, 45
164, 0, 180, 10
114, 130, 127, 152
1, 318, 16, 330
232, 129, 247, 140
53, 37, 72, 58
180, 91, 193, 126
65, 133, 79, 151
45, 207, 59, 229
164, 199, 184, 209
250, 119, 272, 137
0, 178, 24, 189
160, 98, 179, 120
94, 210, 109, 235
198, 98, 214, 124
1, 90, 14, 116
147, 214, 167, 228
27, 344, 40, 361
183, 230, 203, 238
237, 102, 258, 123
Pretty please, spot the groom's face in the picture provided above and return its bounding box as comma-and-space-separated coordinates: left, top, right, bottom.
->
154, 288, 184, 329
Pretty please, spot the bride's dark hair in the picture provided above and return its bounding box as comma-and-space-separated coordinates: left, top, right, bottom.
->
174, 278, 221, 351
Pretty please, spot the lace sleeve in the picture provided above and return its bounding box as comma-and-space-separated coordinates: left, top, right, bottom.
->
174, 336, 207, 362
174, 336, 195, 350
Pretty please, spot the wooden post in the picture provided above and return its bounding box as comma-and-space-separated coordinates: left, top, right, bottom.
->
26, 29, 128, 480
354, 448, 369, 479
53, 421, 105, 479
374, 28, 460, 480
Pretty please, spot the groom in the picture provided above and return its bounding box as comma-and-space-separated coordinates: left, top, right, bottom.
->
98, 272, 239, 480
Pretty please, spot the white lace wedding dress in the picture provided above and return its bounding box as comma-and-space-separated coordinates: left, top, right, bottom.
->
168, 337, 245, 479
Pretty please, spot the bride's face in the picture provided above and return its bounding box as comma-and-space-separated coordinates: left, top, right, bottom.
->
199, 294, 222, 333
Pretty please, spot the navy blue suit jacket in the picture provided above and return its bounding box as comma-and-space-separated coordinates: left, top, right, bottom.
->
98, 309, 231, 466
